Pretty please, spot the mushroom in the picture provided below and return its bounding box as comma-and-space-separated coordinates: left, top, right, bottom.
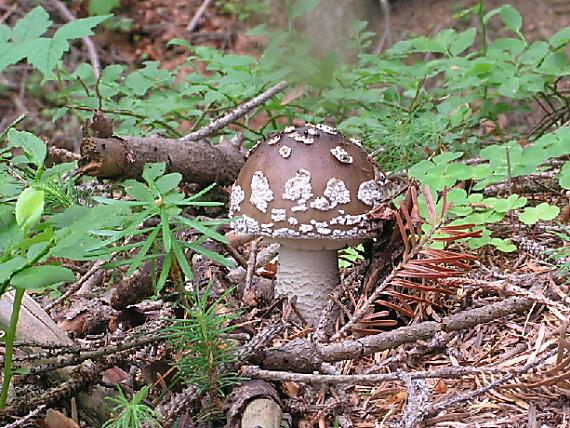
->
229, 124, 387, 325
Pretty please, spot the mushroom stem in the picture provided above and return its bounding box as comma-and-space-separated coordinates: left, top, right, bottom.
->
275, 245, 339, 325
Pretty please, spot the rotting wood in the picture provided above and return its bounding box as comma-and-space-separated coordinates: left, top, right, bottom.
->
0, 292, 73, 345
0, 293, 113, 423
255, 295, 535, 372
225, 380, 282, 428
241, 398, 283, 428
79, 136, 244, 186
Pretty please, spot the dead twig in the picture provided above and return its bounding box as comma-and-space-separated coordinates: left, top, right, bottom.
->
398, 373, 430, 428
241, 363, 525, 386
179, 81, 288, 142
187, 0, 212, 32
448, 276, 570, 321
45, 260, 105, 311
373, 0, 393, 54
19, 331, 163, 376
47, 146, 81, 162
227, 243, 279, 284
2, 405, 46, 428
242, 240, 259, 305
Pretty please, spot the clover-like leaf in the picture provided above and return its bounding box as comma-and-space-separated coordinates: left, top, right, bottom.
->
519, 203, 560, 225
490, 238, 517, 252
560, 161, 570, 190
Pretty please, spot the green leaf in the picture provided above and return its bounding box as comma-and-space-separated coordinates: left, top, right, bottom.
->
10, 265, 75, 290
27, 241, 50, 262
537, 51, 570, 76
519, 41, 549, 65
142, 162, 166, 184
185, 242, 234, 267
519, 203, 560, 225
88, 0, 120, 16
449, 28, 476, 55
490, 238, 516, 252
560, 161, 570, 189
123, 180, 155, 202
54, 15, 110, 40
156, 173, 182, 194
26, 37, 69, 76
489, 38, 525, 55
499, 5, 522, 33
497, 76, 520, 97
411, 37, 447, 53
172, 239, 193, 280
0, 257, 27, 283
176, 216, 228, 243
161, 211, 172, 252
290, 0, 320, 19
126, 226, 160, 276
550, 27, 570, 49
15, 188, 45, 230
168, 38, 192, 50
483, 8, 502, 25
7, 129, 46, 166
155, 253, 172, 294
432, 152, 463, 164
13, 6, 51, 42
535, 202, 560, 221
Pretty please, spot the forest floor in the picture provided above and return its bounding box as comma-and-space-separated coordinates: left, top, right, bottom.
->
0, 1, 570, 428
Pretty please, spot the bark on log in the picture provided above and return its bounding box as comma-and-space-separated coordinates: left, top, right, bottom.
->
79, 136, 245, 186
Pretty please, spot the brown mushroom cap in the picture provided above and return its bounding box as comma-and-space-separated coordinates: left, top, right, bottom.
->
230, 124, 387, 249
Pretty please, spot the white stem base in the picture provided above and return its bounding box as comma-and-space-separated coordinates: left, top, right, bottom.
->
275, 246, 338, 326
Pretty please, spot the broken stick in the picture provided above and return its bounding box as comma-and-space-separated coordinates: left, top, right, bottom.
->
79, 136, 244, 185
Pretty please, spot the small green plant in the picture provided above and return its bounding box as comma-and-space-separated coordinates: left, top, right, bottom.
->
165, 285, 240, 407
88, 162, 234, 295
339, 244, 365, 268
0, 6, 109, 77
548, 226, 570, 277
88, 0, 121, 16
408, 124, 570, 252
102, 385, 162, 428
214, 0, 270, 21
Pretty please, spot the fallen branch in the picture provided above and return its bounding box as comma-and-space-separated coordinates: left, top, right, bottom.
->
179, 81, 288, 142
79, 136, 244, 186
257, 295, 535, 372
21, 331, 163, 376
241, 363, 526, 386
